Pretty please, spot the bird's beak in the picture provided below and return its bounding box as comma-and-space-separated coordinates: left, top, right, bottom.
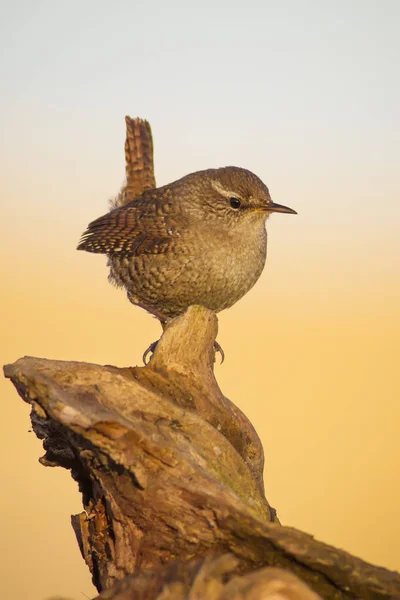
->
266, 201, 297, 215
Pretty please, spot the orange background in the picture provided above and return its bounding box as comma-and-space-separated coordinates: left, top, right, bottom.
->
1, 2, 399, 599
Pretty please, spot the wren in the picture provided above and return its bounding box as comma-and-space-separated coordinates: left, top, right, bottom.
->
78, 119, 296, 361
78, 166, 296, 319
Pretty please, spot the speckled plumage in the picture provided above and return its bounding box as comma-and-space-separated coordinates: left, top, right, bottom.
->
78, 166, 296, 321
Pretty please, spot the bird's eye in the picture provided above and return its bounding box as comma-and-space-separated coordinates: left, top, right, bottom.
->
229, 197, 241, 209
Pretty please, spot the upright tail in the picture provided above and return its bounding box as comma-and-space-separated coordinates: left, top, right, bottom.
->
112, 116, 156, 208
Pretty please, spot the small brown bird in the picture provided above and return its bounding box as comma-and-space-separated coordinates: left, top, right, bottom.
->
78, 119, 296, 361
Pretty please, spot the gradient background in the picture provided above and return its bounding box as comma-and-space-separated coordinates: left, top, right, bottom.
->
1, 1, 399, 598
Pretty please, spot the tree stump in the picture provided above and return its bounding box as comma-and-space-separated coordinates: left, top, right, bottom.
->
4, 306, 400, 599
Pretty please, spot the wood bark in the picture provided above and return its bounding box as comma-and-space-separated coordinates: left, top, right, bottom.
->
4, 306, 400, 599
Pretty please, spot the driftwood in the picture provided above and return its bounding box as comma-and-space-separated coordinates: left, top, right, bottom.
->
4, 117, 400, 598
3, 306, 400, 600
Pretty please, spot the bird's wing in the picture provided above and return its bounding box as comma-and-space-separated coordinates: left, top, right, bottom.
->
77, 194, 183, 256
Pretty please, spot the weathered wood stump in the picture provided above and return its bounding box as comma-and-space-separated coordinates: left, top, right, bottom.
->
4, 306, 400, 599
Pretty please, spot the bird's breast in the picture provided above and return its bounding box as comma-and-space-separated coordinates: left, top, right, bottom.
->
108, 217, 268, 318
185, 219, 268, 311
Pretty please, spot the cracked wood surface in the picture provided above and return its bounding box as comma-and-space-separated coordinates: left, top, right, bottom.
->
4, 306, 400, 599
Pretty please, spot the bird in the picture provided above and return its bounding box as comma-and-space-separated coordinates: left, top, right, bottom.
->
78, 119, 296, 362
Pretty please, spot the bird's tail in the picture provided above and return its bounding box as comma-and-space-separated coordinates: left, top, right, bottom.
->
111, 116, 156, 208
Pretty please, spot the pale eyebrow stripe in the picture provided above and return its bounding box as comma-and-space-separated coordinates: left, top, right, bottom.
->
211, 180, 242, 200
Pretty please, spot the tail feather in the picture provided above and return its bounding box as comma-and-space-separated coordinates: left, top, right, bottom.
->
111, 116, 156, 208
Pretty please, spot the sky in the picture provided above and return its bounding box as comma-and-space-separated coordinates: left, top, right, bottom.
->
1, 1, 399, 599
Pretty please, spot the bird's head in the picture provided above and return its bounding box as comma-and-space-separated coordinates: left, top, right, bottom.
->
176, 166, 296, 226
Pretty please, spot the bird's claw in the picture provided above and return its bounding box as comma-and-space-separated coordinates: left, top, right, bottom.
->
214, 341, 225, 364
143, 341, 159, 365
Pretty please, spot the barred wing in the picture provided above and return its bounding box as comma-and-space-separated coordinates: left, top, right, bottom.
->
77, 194, 182, 256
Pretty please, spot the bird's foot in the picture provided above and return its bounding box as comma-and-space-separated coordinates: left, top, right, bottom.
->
142, 339, 225, 365
214, 341, 225, 364
143, 341, 159, 365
